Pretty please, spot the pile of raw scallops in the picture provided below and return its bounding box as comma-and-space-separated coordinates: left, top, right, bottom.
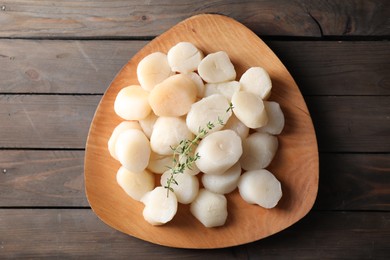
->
108, 42, 285, 227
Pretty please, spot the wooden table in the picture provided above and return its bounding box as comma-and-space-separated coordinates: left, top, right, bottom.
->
1, 1, 389, 258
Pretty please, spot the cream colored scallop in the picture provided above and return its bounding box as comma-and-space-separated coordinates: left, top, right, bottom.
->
198, 51, 236, 83
141, 186, 178, 225
108, 121, 142, 160
149, 74, 197, 117
239, 67, 272, 100
114, 85, 152, 120
222, 114, 249, 140
231, 91, 268, 128
186, 94, 232, 135
195, 130, 242, 175
185, 72, 205, 98
201, 162, 242, 194
115, 129, 151, 173
190, 189, 228, 228
256, 101, 285, 135
137, 52, 173, 91
139, 112, 158, 139
240, 132, 278, 171
147, 151, 173, 174
167, 42, 204, 73
116, 166, 155, 201
238, 169, 282, 209
150, 117, 194, 155
204, 81, 240, 100
161, 171, 199, 204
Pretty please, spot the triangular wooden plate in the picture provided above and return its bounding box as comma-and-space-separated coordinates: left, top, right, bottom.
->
85, 14, 318, 248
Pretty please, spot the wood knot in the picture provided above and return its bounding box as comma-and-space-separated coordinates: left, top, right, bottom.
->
25, 69, 40, 81
56, 53, 69, 59
343, 17, 353, 35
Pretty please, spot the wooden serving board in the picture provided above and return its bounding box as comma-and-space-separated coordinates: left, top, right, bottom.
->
84, 14, 318, 248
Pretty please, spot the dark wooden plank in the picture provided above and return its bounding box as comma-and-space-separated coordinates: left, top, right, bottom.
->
0, 40, 146, 94
245, 211, 390, 259
0, 150, 88, 207
302, 0, 390, 37
1, 40, 388, 95
315, 153, 390, 211
0, 151, 388, 210
0, 209, 388, 258
0, 0, 389, 38
267, 41, 390, 96
0, 95, 100, 149
306, 96, 390, 152
0, 208, 247, 259
1, 95, 389, 152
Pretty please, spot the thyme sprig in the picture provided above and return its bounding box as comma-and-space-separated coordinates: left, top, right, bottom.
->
164, 103, 234, 196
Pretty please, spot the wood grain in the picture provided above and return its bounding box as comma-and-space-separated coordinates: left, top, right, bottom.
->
306, 96, 390, 152
0, 150, 88, 207
302, 0, 390, 36
0, 95, 100, 149
0, 40, 146, 94
268, 41, 390, 96
1, 95, 388, 152
0, 0, 387, 257
0, 0, 388, 38
315, 153, 390, 211
1, 40, 388, 95
245, 211, 390, 259
0, 209, 248, 259
0, 209, 388, 259
0, 150, 388, 210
